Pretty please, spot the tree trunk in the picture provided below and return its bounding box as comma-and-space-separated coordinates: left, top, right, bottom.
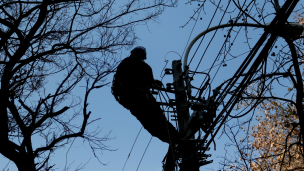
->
15, 155, 36, 171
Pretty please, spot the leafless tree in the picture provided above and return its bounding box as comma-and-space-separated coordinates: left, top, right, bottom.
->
0, 0, 176, 170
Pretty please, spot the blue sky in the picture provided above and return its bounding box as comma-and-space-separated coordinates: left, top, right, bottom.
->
1, 0, 302, 171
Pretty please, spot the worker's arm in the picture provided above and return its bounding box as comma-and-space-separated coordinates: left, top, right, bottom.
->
153, 79, 163, 88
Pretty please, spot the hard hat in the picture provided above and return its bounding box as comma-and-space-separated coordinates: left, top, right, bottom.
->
131, 46, 146, 59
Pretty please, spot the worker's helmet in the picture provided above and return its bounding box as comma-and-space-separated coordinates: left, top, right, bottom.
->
131, 46, 146, 60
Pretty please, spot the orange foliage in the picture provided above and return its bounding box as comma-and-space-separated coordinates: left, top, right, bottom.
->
250, 101, 304, 171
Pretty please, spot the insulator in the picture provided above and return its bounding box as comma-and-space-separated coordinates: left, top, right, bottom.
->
165, 68, 173, 75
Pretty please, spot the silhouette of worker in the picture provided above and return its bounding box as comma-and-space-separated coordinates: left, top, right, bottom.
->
112, 46, 179, 144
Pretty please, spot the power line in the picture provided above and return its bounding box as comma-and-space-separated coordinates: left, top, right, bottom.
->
135, 136, 153, 171
192, 0, 231, 74
181, 6, 204, 58
122, 126, 143, 171
190, 0, 259, 99
188, 0, 225, 67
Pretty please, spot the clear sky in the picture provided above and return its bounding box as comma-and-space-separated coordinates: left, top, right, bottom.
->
1, 0, 302, 171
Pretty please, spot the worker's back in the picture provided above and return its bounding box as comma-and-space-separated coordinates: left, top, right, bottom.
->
116, 55, 154, 90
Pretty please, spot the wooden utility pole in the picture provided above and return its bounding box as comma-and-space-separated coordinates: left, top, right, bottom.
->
172, 60, 190, 134
164, 60, 200, 171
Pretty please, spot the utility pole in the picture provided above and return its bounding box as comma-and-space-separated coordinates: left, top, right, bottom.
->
164, 60, 200, 171
172, 60, 189, 134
